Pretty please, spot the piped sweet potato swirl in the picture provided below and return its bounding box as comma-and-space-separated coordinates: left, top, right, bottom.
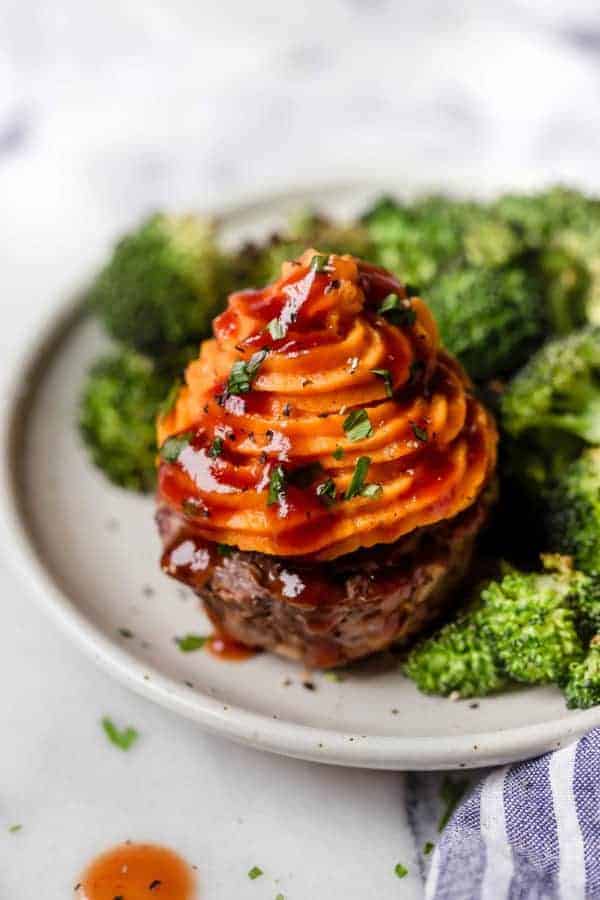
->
157, 250, 497, 560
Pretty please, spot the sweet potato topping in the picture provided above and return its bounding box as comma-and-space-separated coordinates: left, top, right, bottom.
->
157, 249, 497, 560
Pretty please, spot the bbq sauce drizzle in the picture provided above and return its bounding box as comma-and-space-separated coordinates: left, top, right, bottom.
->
157, 249, 496, 562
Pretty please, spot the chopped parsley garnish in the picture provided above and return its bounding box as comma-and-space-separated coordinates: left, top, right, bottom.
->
159, 430, 194, 463
217, 543, 233, 557
361, 483, 383, 499
310, 253, 330, 273
267, 465, 286, 506
411, 422, 428, 442
316, 478, 337, 506
289, 462, 324, 489
371, 368, 393, 397
332, 446, 345, 460
175, 634, 208, 652
378, 293, 416, 328
409, 359, 425, 385
248, 866, 263, 880
101, 718, 139, 751
267, 318, 286, 340
394, 863, 408, 879
344, 456, 371, 499
324, 671, 342, 682
438, 777, 468, 831
208, 436, 224, 458
275, 894, 285, 900
423, 841, 434, 855
159, 379, 181, 418
343, 409, 373, 442
227, 349, 268, 396
8, 824, 22, 834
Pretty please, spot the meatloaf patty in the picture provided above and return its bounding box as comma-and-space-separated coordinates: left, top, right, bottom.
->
158, 484, 494, 668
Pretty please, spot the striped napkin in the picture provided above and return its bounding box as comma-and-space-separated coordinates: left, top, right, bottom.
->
407, 729, 600, 899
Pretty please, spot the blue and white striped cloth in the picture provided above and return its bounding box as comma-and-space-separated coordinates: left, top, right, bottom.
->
407, 729, 600, 899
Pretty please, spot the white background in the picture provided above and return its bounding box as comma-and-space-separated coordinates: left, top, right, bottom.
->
2, 2, 600, 897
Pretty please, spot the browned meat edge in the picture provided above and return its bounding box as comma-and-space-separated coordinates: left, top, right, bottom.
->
158, 483, 495, 668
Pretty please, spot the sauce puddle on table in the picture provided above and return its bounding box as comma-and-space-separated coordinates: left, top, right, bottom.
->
77, 842, 196, 899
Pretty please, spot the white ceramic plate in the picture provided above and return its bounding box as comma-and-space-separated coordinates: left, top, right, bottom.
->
2, 183, 599, 770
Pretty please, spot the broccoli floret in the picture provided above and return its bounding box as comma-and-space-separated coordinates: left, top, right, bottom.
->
479, 557, 585, 683
404, 557, 597, 699
543, 227, 600, 330
501, 327, 600, 447
461, 215, 523, 269
403, 614, 508, 698
492, 186, 597, 250
363, 194, 526, 285
491, 188, 600, 334
537, 243, 591, 335
547, 448, 600, 578
79, 349, 174, 492
361, 195, 469, 286
563, 638, 600, 709
89, 213, 229, 355
427, 266, 544, 381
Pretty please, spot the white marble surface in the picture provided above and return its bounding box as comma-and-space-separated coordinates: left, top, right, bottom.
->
2, 1, 600, 896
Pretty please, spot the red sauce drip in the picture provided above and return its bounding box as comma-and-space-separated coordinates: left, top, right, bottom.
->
206, 633, 257, 661
78, 843, 196, 899
158, 257, 420, 512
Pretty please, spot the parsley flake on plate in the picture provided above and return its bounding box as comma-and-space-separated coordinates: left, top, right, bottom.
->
175, 634, 208, 652
332, 446, 345, 460
343, 409, 373, 442
394, 863, 408, 879
101, 718, 139, 751
248, 866, 263, 880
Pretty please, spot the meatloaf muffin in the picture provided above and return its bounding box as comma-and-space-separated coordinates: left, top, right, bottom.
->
156, 249, 498, 667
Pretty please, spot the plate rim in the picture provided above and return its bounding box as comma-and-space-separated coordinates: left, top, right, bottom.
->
2, 180, 600, 770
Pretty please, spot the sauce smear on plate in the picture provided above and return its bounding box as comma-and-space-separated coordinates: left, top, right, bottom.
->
78, 842, 196, 899
206, 632, 257, 661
